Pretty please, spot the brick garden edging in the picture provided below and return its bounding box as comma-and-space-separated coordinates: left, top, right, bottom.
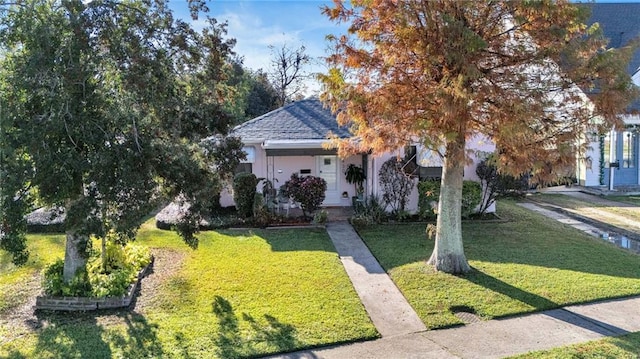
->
35, 256, 154, 311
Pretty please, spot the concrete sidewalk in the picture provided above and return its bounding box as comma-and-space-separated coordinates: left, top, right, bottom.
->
271, 296, 640, 359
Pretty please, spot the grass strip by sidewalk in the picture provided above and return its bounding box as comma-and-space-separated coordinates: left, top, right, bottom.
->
529, 193, 640, 233
358, 200, 640, 329
509, 331, 640, 359
1, 220, 377, 358
606, 195, 640, 207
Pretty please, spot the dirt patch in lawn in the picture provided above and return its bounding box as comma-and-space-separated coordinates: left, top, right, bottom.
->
0, 248, 186, 343
129, 248, 186, 313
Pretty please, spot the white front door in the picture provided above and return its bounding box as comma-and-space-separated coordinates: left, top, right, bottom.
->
317, 155, 340, 205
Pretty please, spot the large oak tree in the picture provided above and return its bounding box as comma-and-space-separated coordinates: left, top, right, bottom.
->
0, 0, 243, 281
320, 1, 638, 273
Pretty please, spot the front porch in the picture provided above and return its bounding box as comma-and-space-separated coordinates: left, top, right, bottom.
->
260, 142, 367, 207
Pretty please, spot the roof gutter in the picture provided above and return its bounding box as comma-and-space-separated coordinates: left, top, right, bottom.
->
261, 139, 331, 150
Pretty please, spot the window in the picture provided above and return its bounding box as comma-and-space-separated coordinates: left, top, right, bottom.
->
235, 163, 252, 175
603, 132, 616, 168
241, 146, 255, 163
623, 131, 636, 168
419, 167, 443, 181
404, 145, 417, 164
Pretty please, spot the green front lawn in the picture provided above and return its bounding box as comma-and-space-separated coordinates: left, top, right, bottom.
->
510, 332, 640, 359
1, 221, 377, 358
358, 200, 640, 329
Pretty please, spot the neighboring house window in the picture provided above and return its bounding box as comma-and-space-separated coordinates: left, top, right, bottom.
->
623, 131, 636, 168
235, 163, 253, 174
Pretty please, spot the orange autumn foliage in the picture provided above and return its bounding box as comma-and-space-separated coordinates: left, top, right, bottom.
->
319, 0, 638, 274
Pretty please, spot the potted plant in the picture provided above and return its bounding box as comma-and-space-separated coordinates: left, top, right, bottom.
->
345, 164, 366, 206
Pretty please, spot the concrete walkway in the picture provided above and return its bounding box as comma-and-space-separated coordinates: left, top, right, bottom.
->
324, 221, 427, 337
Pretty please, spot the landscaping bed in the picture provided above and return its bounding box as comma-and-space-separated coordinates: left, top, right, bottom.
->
35, 256, 154, 311
155, 201, 317, 230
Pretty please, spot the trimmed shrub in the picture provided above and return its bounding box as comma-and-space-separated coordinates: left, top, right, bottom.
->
461, 181, 482, 218
313, 210, 328, 224
476, 158, 499, 214
476, 156, 529, 214
282, 173, 327, 218
233, 172, 259, 218
417, 180, 483, 219
252, 192, 273, 227
351, 194, 387, 227
418, 180, 440, 220
379, 158, 414, 216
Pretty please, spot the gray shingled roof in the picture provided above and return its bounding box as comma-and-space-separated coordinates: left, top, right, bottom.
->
586, 3, 640, 111
231, 99, 351, 142
586, 3, 640, 75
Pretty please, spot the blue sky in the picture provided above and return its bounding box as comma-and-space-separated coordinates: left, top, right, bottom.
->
171, 0, 348, 95
171, 0, 639, 96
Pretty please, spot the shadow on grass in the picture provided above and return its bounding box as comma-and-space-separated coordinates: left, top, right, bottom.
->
5, 310, 163, 359
464, 268, 558, 310
465, 268, 629, 336
212, 295, 299, 359
224, 228, 334, 253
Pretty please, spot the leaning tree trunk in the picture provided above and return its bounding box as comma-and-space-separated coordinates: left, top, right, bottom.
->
63, 230, 89, 283
427, 138, 471, 274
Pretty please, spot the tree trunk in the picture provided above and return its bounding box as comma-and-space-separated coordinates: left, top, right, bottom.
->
101, 235, 107, 272
63, 231, 89, 283
427, 138, 471, 274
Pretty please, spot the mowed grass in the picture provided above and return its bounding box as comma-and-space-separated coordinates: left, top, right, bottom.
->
1, 220, 377, 358
358, 200, 640, 329
0, 233, 65, 313
509, 332, 640, 359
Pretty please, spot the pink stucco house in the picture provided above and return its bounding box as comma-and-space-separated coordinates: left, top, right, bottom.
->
218, 98, 495, 213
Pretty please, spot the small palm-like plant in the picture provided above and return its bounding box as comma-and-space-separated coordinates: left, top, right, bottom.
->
345, 164, 366, 196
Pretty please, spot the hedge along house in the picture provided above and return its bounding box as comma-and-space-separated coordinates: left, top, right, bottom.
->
577, 3, 640, 188
219, 98, 495, 212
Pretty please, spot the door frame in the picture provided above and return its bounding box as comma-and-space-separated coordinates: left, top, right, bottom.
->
316, 155, 340, 205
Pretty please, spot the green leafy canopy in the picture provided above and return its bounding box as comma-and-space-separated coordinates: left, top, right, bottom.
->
0, 0, 242, 265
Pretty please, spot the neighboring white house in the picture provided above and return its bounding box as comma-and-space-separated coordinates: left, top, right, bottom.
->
218, 98, 495, 213
576, 3, 640, 188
